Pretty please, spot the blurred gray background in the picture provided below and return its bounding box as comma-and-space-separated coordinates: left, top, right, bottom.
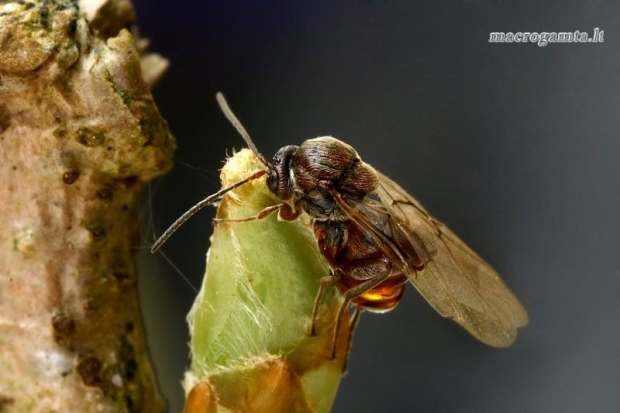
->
133, 1, 620, 412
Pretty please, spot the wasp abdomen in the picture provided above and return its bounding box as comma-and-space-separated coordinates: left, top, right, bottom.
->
314, 218, 409, 313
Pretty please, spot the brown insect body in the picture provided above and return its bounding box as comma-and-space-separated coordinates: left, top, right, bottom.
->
269, 137, 413, 314
267, 135, 528, 355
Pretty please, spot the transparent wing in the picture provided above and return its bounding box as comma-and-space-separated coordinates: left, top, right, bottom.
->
373, 171, 528, 347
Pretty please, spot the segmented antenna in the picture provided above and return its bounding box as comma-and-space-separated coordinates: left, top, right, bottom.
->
216, 92, 270, 167
151, 170, 266, 253
151, 93, 271, 252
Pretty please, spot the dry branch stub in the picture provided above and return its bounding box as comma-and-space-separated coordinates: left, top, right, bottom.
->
0, 1, 175, 412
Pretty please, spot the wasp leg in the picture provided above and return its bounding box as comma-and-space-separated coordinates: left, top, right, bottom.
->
310, 271, 340, 336
329, 270, 392, 359
342, 306, 363, 373
213, 202, 301, 224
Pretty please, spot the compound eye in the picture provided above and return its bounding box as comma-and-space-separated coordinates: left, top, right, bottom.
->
266, 145, 296, 200
266, 169, 278, 193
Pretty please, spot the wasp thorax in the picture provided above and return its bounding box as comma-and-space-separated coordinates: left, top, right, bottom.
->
294, 137, 379, 199
272, 136, 380, 221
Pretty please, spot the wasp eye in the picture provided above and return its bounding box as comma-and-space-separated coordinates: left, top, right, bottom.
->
266, 145, 297, 200
267, 169, 278, 193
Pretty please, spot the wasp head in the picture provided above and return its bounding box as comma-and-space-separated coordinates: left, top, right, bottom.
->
266, 145, 297, 200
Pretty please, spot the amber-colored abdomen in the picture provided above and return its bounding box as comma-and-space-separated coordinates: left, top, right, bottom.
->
336, 273, 408, 313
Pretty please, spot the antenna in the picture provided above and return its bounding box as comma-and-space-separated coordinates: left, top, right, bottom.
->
216, 92, 269, 167
151, 93, 271, 253
151, 169, 267, 253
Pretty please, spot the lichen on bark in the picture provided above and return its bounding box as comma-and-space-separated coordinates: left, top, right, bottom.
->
0, 1, 174, 411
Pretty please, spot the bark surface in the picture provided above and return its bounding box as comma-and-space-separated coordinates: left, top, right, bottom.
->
0, 1, 174, 411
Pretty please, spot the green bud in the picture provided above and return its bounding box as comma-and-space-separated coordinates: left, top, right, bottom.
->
184, 149, 349, 413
